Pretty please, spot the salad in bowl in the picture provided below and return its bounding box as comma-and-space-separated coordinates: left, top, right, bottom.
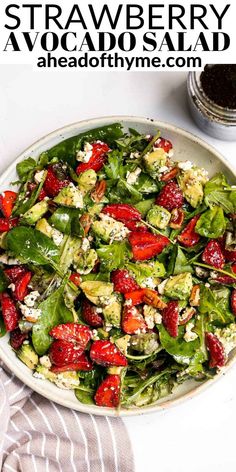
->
0, 121, 236, 410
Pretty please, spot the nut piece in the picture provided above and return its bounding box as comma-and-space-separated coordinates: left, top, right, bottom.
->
179, 307, 196, 325
160, 167, 179, 182
189, 284, 200, 307
143, 289, 167, 310
91, 180, 107, 203
80, 213, 92, 235
169, 208, 185, 229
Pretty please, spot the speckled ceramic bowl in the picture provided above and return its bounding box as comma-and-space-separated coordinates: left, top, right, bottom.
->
0, 116, 235, 416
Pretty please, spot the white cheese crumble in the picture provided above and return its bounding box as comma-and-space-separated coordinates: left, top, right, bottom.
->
67, 183, 84, 209
19, 304, 42, 322
40, 355, 52, 369
8, 283, 15, 292
34, 170, 45, 183
126, 167, 141, 185
215, 324, 236, 356
158, 166, 169, 174
143, 305, 162, 329
91, 329, 100, 341
55, 374, 80, 390
129, 151, 140, 159
76, 142, 93, 163
51, 229, 64, 246
140, 277, 156, 290
81, 237, 90, 252
24, 290, 40, 307
184, 322, 198, 343
0, 255, 21, 265
158, 279, 168, 295
178, 160, 193, 171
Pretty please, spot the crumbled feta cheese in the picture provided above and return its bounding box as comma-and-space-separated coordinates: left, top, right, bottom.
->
34, 170, 45, 183
158, 166, 169, 174
129, 151, 140, 159
0, 254, 21, 265
95, 307, 103, 313
178, 160, 193, 171
205, 283, 210, 288
91, 329, 100, 340
8, 283, 15, 292
76, 142, 93, 163
215, 324, 236, 356
140, 277, 156, 290
51, 229, 64, 246
40, 355, 52, 368
81, 237, 90, 252
158, 279, 168, 295
143, 305, 162, 329
184, 322, 198, 343
55, 374, 80, 390
126, 167, 141, 185
24, 290, 40, 307
125, 298, 133, 307
19, 304, 42, 322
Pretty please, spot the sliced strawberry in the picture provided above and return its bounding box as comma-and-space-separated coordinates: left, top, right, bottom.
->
111, 269, 140, 294
213, 275, 236, 284
50, 354, 93, 373
0, 217, 19, 233
76, 142, 110, 174
0, 191, 17, 218
49, 340, 84, 366
49, 323, 91, 349
27, 182, 47, 201
4, 266, 28, 283
128, 231, 169, 261
231, 290, 236, 316
202, 240, 225, 269
124, 220, 149, 232
124, 289, 145, 306
10, 328, 28, 350
102, 203, 142, 223
69, 273, 82, 287
14, 271, 32, 301
169, 208, 185, 229
205, 332, 225, 368
178, 215, 200, 247
0, 292, 19, 332
160, 167, 179, 182
90, 340, 127, 367
44, 165, 70, 197
156, 181, 183, 212
95, 374, 121, 408
82, 299, 103, 328
122, 305, 147, 334
223, 248, 236, 263
162, 301, 179, 337
154, 137, 173, 153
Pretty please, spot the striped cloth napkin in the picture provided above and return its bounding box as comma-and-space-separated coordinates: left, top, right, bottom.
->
0, 362, 134, 472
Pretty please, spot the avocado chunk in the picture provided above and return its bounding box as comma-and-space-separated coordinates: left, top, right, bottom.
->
164, 272, 193, 300
35, 365, 80, 389
115, 335, 131, 355
36, 218, 53, 237
130, 332, 159, 355
178, 167, 208, 208
103, 296, 122, 328
77, 169, 97, 195
35, 364, 56, 382
92, 214, 129, 243
54, 183, 83, 208
88, 203, 104, 217
147, 205, 171, 229
143, 149, 167, 177
22, 200, 49, 225
17, 344, 39, 370
73, 248, 98, 275
107, 366, 123, 375
80, 280, 114, 305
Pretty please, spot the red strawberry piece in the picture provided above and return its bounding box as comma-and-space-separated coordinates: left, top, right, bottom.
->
154, 137, 173, 153
111, 269, 140, 294
49, 323, 91, 349
90, 340, 128, 367
169, 208, 185, 229
102, 203, 142, 223
213, 275, 236, 284
50, 354, 93, 373
27, 182, 47, 201
0, 292, 19, 332
128, 231, 169, 261
202, 240, 225, 269
178, 215, 200, 247
95, 374, 121, 408
49, 340, 84, 366
4, 266, 28, 283
124, 289, 145, 306
10, 328, 28, 350
122, 305, 147, 334
14, 271, 32, 301
156, 181, 183, 212
82, 299, 103, 328
69, 273, 82, 287
162, 301, 179, 337
160, 167, 179, 182
0, 191, 17, 218
0, 217, 19, 233
124, 220, 149, 232
76, 142, 110, 174
205, 332, 225, 368
44, 165, 70, 198
231, 290, 236, 316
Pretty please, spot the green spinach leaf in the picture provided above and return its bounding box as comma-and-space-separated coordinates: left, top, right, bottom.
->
204, 173, 235, 214
16, 157, 37, 182
199, 285, 234, 327
97, 241, 132, 272
49, 208, 82, 235
158, 325, 200, 365
195, 206, 226, 239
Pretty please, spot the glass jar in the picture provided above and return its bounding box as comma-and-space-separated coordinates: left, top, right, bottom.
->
187, 72, 236, 141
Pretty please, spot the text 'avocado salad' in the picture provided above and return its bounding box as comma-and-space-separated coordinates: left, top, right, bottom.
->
0, 122, 236, 409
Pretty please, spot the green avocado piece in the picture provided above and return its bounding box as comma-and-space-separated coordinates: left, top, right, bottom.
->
22, 200, 49, 225
143, 149, 167, 177
36, 218, 53, 238
115, 335, 131, 355
147, 205, 171, 229
103, 296, 122, 328
130, 333, 159, 355
73, 248, 98, 275
35, 365, 80, 389
80, 280, 114, 305
164, 272, 193, 300
17, 344, 39, 370
35, 365, 56, 382
54, 183, 83, 208
77, 169, 97, 194
92, 215, 128, 243
178, 167, 208, 208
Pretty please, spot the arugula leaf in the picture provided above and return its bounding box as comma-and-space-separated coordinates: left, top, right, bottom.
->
116, 179, 142, 203
49, 208, 82, 235
199, 284, 234, 327
16, 157, 37, 182
32, 283, 73, 355
13, 171, 47, 217
167, 246, 193, 276
103, 150, 125, 181
115, 131, 148, 154
0, 317, 6, 338
158, 325, 200, 365
204, 173, 235, 214
97, 241, 132, 272
6, 226, 60, 266
195, 206, 226, 239
134, 174, 159, 194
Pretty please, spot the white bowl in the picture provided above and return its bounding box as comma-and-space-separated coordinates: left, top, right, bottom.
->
0, 116, 235, 417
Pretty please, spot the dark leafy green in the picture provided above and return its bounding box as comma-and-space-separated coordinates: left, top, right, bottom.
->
204, 173, 236, 214
0, 269, 8, 293
199, 285, 234, 327
97, 241, 132, 272
0, 318, 6, 338
195, 206, 226, 238
158, 325, 200, 365
16, 157, 37, 182
49, 208, 82, 235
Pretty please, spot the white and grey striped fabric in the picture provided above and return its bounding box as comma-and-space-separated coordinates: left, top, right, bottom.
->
0, 362, 134, 472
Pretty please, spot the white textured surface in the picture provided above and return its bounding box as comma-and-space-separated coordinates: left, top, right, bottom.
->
0, 66, 236, 471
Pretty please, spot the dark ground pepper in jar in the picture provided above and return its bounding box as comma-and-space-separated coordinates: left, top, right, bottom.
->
200, 64, 236, 110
